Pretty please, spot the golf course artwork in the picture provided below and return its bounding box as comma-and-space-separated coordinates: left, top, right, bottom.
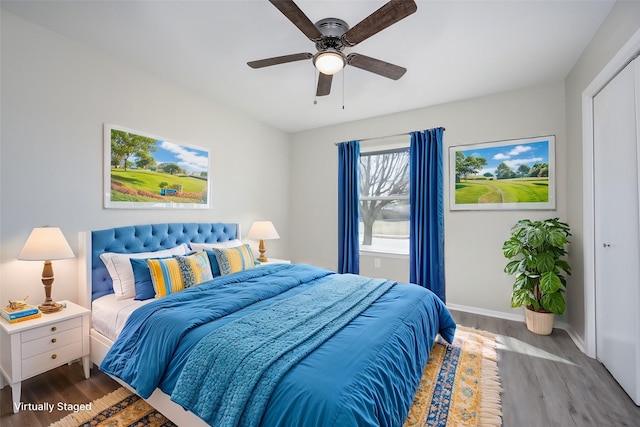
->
104, 124, 211, 209
449, 135, 555, 210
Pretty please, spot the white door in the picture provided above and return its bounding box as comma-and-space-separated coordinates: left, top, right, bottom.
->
594, 56, 640, 405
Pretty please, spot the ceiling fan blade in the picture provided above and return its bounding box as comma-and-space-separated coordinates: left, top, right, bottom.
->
342, 0, 417, 46
316, 73, 333, 96
269, 0, 323, 41
347, 53, 406, 80
247, 52, 313, 69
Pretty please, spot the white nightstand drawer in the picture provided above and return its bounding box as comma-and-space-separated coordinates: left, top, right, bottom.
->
21, 327, 82, 359
20, 317, 82, 342
21, 340, 83, 379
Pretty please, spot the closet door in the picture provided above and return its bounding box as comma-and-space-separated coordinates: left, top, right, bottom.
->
593, 56, 640, 405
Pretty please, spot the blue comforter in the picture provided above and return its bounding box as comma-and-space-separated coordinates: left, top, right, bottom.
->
100, 264, 456, 427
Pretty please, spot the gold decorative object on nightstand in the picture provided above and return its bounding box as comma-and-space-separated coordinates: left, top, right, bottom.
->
8, 297, 28, 310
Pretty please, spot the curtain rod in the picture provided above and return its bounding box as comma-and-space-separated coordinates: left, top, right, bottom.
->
334, 128, 445, 145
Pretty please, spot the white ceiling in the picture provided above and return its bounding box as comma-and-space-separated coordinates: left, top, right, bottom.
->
1, 0, 616, 133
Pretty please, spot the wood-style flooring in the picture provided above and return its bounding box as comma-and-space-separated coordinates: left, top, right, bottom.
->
0, 361, 119, 427
451, 310, 640, 427
1, 311, 638, 426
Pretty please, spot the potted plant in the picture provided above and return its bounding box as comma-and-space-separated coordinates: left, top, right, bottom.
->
502, 218, 571, 335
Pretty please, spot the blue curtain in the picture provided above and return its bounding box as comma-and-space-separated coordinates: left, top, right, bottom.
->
337, 140, 360, 274
410, 128, 445, 301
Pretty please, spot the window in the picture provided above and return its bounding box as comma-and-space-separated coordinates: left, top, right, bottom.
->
359, 145, 410, 254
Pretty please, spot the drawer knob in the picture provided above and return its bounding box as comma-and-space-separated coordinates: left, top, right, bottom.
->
51, 326, 57, 332
51, 338, 57, 343
51, 354, 57, 360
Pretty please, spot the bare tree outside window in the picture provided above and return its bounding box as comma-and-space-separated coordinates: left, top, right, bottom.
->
359, 148, 410, 253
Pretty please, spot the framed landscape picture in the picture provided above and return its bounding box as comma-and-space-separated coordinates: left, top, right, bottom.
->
449, 135, 555, 210
104, 124, 211, 209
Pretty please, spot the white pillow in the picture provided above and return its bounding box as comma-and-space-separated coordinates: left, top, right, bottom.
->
99, 243, 189, 300
190, 239, 242, 251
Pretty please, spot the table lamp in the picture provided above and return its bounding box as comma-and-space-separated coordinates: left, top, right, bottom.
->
247, 221, 280, 262
18, 226, 75, 313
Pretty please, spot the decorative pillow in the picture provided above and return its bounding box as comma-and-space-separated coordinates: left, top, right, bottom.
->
191, 240, 242, 276
189, 239, 242, 251
100, 243, 189, 300
211, 244, 256, 276
147, 251, 213, 298
131, 257, 165, 301
203, 250, 222, 277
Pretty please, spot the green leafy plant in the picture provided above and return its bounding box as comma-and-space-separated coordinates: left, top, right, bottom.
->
502, 218, 571, 315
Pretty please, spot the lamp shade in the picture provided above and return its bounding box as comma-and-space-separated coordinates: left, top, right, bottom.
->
313, 51, 345, 75
18, 227, 75, 261
247, 221, 280, 241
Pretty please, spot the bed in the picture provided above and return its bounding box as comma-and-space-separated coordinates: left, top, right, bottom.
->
78, 222, 456, 427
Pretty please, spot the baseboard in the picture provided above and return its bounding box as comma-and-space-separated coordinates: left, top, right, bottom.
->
447, 303, 586, 354
557, 321, 586, 354
446, 303, 525, 323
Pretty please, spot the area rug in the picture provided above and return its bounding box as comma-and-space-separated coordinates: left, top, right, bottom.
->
404, 325, 503, 427
48, 387, 176, 427
51, 325, 501, 427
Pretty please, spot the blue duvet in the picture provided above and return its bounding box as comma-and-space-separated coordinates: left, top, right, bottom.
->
100, 264, 456, 427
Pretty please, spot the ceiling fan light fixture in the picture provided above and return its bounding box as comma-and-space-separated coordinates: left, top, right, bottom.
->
313, 50, 345, 75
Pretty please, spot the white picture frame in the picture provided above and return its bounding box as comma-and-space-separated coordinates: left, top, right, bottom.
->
104, 124, 211, 209
449, 135, 556, 210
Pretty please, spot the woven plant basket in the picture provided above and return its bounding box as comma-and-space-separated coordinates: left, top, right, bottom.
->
524, 306, 554, 335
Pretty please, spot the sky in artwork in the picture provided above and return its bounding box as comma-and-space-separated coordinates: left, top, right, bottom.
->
460, 140, 549, 176
153, 140, 209, 173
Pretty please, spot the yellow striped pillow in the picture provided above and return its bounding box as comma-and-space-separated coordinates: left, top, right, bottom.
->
147, 251, 213, 298
212, 244, 256, 276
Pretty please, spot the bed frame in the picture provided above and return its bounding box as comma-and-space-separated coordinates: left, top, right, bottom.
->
77, 222, 240, 426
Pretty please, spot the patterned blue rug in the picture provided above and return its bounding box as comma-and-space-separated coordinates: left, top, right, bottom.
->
404, 325, 503, 427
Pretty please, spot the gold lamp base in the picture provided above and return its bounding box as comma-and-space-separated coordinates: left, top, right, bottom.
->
39, 301, 63, 314
40, 261, 63, 313
257, 239, 268, 263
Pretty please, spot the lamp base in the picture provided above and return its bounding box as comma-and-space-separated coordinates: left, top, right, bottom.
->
257, 239, 268, 263
39, 301, 63, 314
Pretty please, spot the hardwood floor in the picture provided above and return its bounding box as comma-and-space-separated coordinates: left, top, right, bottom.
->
1, 312, 638, 426
0, 361, 119, 427
450, 309, 640, 427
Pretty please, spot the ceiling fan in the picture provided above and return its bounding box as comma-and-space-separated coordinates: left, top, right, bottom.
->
247, 0, 417, 97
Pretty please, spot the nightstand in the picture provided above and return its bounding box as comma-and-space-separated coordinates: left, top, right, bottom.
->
0, 300, 90, 413
257, 258, 291, 266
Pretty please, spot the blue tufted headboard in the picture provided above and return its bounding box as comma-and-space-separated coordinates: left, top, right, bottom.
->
78, 222, 240, 308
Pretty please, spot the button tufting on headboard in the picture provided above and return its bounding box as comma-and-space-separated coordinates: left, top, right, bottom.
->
89, 223, 239, 301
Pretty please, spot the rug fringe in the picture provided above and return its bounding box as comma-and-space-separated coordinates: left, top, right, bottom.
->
477, 328, 503, 427
48, 387, 132, 427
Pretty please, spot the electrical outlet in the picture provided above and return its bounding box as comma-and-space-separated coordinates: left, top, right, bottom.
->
374, 258, 381, 268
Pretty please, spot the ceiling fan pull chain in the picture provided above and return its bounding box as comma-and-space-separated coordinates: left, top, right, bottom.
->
342, 68, 345, 110
313, 68, 318, 105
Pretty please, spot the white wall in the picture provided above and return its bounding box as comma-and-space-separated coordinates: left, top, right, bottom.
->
0, 12, 291, 305
290, 82, 566, 317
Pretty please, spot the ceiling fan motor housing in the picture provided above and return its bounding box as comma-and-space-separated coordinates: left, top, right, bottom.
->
314, 18, 349, 52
